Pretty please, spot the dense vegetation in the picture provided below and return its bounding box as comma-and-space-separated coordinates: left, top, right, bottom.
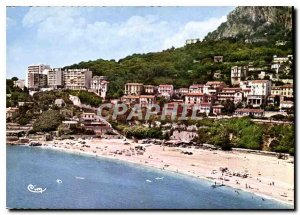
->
112, 123, 164, 140
33, 110, 64, 132
64, 38, 292, 99
194, 117, 294, 154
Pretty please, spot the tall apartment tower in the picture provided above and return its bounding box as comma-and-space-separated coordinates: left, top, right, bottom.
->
63, 69, 92, 90
27, 64, 50, 89
48, 68, 63, 89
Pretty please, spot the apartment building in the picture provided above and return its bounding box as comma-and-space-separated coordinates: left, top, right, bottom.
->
271, 85, 293, 98
139, 95, 156, 107
248, 80, 271, 96
48, 68, 63, 89
158, 85, 174, 98
189, 84, 205, 93
27, 73, 48, 89
185, 93, 208, 105
246, 80, 271, 107
91, 76, 109, 99
144, 85, 156, 94
64, 69, 92, 90
124, 83, 144, 95
231, 66, 247, 86
217, 88, 243, 104
280, 84, 293, 98
27, 64, 50, 89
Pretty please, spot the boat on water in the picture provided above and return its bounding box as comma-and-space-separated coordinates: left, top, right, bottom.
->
146, 179, 152, 183
56, 179, 62, 184
155, 177, 164, 180
75, 176, 85, 180
27, 184, 46, 193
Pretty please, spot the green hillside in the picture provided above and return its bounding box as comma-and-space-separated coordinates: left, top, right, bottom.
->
64, 7, 293, 99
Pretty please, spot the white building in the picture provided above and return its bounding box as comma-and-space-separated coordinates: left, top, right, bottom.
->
185, 39, 200, 45
63, 69, 92, 90
13, 79, 25, 90
139, 95, 156, 107
185, 93, 208, 105
48, 68, 63, 89
273, 55, 290, 64
91, 76, 109, 99
280, 101, 294, 110
158, 85, 174, 98
246, 80, 272, 107
231, 66, 247, 86
189, 84, 205, 93
124, 83, 144, 95
144, 85, 156, 94
248, 80, 272, 97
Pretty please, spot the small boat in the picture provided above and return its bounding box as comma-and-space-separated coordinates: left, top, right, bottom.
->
75, 176, 85, 180
56, 179, 62, 184
27, 184, 46, 193
146, 179, 152, 183
155, 177, 164, 180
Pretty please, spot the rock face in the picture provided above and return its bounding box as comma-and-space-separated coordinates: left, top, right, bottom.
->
205, 6, 293, 41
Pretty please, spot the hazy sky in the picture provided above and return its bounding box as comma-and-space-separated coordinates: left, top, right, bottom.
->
6, 6, 234, 79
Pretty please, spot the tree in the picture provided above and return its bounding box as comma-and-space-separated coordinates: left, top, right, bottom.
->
33, 110, 64, 132
222, 99, 235, 114
11, 77, 18, 81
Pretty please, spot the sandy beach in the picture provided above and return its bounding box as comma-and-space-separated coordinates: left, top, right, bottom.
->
39, 137, 294, 206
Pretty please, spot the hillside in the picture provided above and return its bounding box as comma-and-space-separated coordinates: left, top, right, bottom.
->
64, 6, 293, 99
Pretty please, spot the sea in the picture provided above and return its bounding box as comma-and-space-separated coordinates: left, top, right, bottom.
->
6, 145, 293, 209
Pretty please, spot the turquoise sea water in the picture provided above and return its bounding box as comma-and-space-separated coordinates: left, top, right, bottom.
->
6, 145, 293, 209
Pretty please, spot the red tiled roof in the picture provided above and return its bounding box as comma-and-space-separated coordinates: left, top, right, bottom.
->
251, 80, 270, 83
206, 81, 225, 85
201, 102, 212, 106
186, 93, 205, 96
140, 95, 155, 98
159, 84, 173, 87
125, 83, 143, 85
189, 84, 204, 88
222, 88, 241, 91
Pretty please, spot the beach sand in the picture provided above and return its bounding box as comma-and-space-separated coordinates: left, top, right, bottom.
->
40, 137, 294, 206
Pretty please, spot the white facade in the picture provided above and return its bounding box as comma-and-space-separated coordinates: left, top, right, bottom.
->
63, 69, 92, 90
185, 93, 207, 105
124, 83, 144, 95
13, 79, 25, 90
189, 84, 204, 93
231, 66, 247, 86
91, 76, 109, 98
248, 80, 272, 97
158, 85, 174, 98
48, 68, 63, 88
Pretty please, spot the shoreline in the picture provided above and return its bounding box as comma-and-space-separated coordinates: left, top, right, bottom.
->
41, 145, 292, 207
10, 137, 294, 207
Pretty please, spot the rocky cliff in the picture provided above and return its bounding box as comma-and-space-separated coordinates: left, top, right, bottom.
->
205, 6, 293, 41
